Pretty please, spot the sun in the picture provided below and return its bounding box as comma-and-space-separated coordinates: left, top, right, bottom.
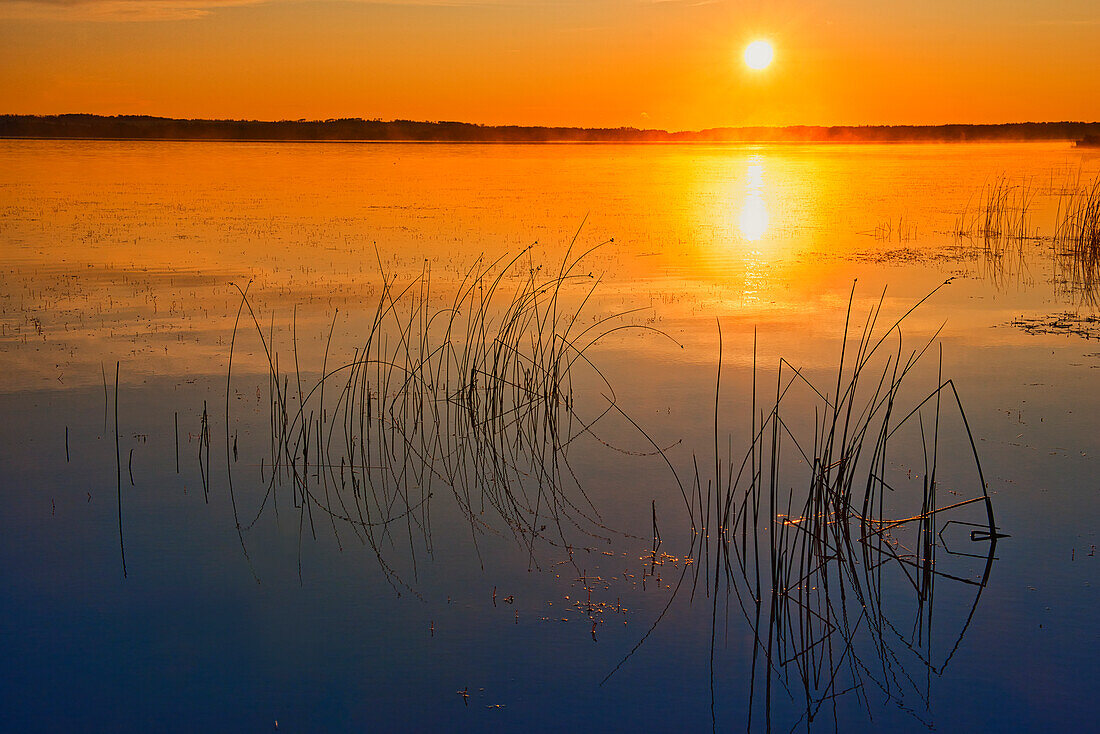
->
744, 40, 774, 71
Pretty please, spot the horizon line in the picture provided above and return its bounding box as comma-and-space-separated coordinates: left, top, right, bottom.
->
3, 114, 1099, 144
5, 112, 1100, 131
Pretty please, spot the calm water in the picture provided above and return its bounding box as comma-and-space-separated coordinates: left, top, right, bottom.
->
1, 140, 1098, 732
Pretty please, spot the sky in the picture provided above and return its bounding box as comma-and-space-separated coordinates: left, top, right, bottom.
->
0, 0, 1098, 130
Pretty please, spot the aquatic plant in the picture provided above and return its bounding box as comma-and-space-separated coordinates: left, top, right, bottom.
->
1053, 176, 1100, 305
715, 291, 1000, 731
222, 237, 677, 588
954, 175, 1036, 248
869, 215, 916, 243
607, 283, 1004, 732
214, 247, 1004, 729
953, 176, 1039, 296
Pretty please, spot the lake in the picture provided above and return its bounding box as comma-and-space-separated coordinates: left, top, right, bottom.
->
1, 140, 1097, 732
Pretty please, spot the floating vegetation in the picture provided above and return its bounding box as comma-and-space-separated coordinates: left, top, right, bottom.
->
1011, 312, 1100, 340
848, 245, 963, 266
607, 283, 1004, 731
223, 238, 676, 588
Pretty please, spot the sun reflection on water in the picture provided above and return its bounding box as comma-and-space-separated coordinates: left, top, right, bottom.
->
738, 160, 769, 242
739, 194, 769, 241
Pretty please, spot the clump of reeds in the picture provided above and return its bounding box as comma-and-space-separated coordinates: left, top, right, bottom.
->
954, 175, 1037, 248
606, 284, 1003, 731
707, 285, 1001, 730
954, 176, 1039, 293
871, 215, 916, 243
222, 237, 674, 588
1053, 176, 1100, 305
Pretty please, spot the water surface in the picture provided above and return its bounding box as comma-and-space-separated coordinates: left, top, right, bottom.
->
1, 140, 1097, 732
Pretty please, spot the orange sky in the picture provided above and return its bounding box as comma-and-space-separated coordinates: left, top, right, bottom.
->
0, 0, 1098, 130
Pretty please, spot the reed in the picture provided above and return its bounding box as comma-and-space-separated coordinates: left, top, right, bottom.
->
1053, 176, 1100, 305
954, 176, 1039, 294
705, 284, 1002, 730
210, 240, 1003, 728
605, 284, 1004, 731
870, 215, 916, 243
221, 237, 676, 587
114, 361, 126, 579
954, 175, 1036, 247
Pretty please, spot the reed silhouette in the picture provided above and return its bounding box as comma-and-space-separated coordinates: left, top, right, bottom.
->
1054, 176, 1100, 305
220, 237, 677, 589
606, 284, 1004, 732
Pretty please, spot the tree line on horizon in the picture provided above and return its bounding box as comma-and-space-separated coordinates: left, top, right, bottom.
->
1, 114, 1098, 143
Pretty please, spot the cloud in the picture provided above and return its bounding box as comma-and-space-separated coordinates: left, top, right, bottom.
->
0, 0, 268, 21
0, 0, 624, 21
0, 0, 700, 22
1034, 18, 1100, 26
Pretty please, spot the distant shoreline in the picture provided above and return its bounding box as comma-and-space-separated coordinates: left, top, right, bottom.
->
1, 136, 1089, 147
3, 114, 1099, 144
